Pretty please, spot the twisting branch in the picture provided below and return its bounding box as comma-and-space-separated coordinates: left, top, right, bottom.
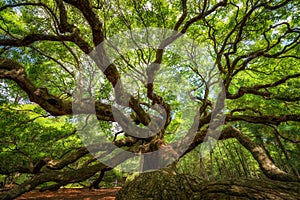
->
0, 34, 74, 47
180, 126, 299, 182
222, 126, 299, 182
173, 0, 187, 31
226, 114, 300, 125
62, 0, 104, 46
181, 0, 228, 33
227, 73, 300, 99
0, 58, 114, 121
267, 125, 300, 144
0, 1, 93, 54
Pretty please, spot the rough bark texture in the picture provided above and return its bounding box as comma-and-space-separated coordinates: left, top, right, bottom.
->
116, 170, 300, 200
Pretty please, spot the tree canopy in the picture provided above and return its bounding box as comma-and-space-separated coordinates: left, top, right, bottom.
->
0, 0, 299, 199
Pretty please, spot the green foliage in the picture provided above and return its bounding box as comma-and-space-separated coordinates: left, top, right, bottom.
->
178, 139, 262, 180
0, 0, 299, 194
0, 103, 79, 175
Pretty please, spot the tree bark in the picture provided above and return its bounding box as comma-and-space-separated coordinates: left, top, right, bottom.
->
116, 170, 300, 200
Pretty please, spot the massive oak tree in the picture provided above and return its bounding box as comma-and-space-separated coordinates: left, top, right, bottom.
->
0, 0, 299, 199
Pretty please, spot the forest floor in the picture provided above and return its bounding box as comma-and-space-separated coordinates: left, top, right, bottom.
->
2, 188, 121, 200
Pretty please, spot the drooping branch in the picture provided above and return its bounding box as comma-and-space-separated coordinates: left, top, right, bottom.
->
226, 114, 300, 125
222, 126, 299, 182
0, 143, 136, 200
44, 138, 138, 171
0, 34, 74, 47
0, 162, 108, 200
183, 126, 299, 182
0, 58, 114, 121
226, 73, 300, 100
89, 168, 111, 189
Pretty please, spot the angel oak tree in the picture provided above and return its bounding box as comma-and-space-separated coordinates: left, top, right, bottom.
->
0, 0, 300, 199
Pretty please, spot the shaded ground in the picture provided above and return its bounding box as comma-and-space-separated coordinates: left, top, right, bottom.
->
6, 188, 121, 200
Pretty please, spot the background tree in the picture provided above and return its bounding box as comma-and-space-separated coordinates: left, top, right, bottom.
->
0, 0, 299, 199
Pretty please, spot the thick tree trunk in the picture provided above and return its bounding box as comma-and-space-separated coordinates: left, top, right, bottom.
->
116, 170, 300, 200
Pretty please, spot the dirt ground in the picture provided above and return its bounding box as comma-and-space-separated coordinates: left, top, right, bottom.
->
9, 188, 121, 200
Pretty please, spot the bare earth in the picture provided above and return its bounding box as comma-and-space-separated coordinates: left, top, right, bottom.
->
10, 188, 121, 200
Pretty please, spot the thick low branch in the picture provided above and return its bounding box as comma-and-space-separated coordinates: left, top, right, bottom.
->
0, 34, 74, 47
224, 126, 298, 182
183, 126, 299, 182
226, 114, 300, 125
0, 150, 132, 200
44, 139, 137, 171
0, 58, 113, 121
0, 163, 107, 200
227, 73, 300, 99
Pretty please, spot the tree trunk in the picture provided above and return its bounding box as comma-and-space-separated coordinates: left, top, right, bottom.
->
116, 170, 300, 200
